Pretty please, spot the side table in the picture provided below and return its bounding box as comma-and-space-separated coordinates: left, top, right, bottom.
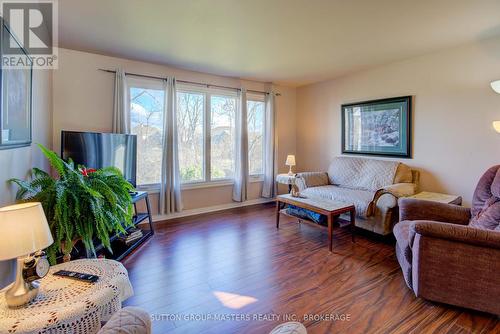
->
407, 191, 462, 205
276, 173, 297, 193
0, 259, 134, 334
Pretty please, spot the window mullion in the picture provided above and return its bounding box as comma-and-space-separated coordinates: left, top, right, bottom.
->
205, 93, 211, 182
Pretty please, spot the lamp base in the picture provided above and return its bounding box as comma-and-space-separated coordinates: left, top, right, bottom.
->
5, 257, 39, 308
287, 165, 294, 176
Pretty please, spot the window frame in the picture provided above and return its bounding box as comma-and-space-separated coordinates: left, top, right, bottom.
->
127, 77, 166, 190
130, 80, 266, 191
246, 93, 266, 181
176, 84, 239, 186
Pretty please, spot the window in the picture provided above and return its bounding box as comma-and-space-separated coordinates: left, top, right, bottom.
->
129, 79, 165, 186
211, 95, 236, 179
177, 91, 205, 183
130, 81, 267, 188
176, 85, 239, 184
247, 98, 265, 176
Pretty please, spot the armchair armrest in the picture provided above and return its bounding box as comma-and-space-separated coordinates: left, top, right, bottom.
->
410, 221, 500, 314
295, 172, 329, 191
412, 221, 500, 249
399, 198, 471, 225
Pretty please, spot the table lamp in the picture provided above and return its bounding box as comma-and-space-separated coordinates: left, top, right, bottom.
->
0, 202, 53, 307
285, 155, 296, 176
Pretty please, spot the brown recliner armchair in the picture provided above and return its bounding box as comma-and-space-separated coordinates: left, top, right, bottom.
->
394, 166, 500, 315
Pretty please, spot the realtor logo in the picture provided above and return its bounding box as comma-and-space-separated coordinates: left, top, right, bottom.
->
1, 0, 58, 68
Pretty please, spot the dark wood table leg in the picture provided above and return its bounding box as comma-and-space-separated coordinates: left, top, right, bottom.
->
327, 214, 333, 252
276, 200, 281, 229
350, 208, 356, 242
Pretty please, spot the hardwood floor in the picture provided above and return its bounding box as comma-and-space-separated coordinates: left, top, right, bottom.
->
122, 203, 499, 334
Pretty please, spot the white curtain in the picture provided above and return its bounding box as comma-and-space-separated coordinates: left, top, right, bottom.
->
232, 89, 249, 202
262, 92, 277, 198
160, 77, 183, 214
112, 68, 130, 134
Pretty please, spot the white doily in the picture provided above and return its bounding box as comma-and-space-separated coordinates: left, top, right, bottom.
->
0, 259, 134, 334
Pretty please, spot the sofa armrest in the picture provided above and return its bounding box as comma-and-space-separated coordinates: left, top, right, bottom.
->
399, 198, 471, 225
412, 221, 500, 249
381, 183, 417, 198
368, 183, 417, 215
296, 172, 329, 191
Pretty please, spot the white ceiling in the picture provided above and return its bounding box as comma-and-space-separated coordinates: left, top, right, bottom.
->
59, 0, 500, 86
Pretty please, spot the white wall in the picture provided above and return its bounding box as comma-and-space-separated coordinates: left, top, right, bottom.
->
0, 69, 53, 288
52, 49, 296, 213
296, 36, 500, 205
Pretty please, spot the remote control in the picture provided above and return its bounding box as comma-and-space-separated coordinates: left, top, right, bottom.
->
53, 270, 99, 283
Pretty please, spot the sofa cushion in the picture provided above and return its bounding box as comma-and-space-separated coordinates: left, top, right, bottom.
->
393, 221, 415, 289
99, 307, 151, 334
394, 163, 413, 183
297, 172, 329, 188
470, 165, 500, 231
471, 165, 500, 217
469, 200, 500, 231
327, 156, 399, 191
395, 239, 413, 289
300, 185, 374, 218
393, 221, 414, 264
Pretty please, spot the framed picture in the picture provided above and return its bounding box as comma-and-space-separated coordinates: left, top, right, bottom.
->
341, 96, 412, 158
0, 17, 33, 150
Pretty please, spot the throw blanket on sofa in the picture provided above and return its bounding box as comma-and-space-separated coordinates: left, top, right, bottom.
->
300, 185, 375, 218
328, 157, 400, 191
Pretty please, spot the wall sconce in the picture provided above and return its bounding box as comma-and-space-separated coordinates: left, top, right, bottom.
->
491, 80, 500, 94
493, 121, 500, 133
490, 80, 500, 132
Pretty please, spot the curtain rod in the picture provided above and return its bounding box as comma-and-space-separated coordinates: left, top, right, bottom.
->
98, 69, 280, 96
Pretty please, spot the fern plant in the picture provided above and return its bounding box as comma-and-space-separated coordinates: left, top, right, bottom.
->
10, 144, 134, 264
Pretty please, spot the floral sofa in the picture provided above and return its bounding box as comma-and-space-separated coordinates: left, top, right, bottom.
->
296, 156, 419, 235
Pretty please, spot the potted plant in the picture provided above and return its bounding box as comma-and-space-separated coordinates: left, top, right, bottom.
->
10, 144, 134, 264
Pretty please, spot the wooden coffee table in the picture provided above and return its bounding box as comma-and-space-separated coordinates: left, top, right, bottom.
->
276, 194, 355, 252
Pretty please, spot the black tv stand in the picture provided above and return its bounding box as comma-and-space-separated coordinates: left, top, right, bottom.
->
95, 191, 154, 261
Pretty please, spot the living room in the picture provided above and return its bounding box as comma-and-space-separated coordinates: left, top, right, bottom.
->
0, 1, 499, 333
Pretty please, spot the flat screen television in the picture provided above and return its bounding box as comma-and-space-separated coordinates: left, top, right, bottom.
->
61, 131, 137, 187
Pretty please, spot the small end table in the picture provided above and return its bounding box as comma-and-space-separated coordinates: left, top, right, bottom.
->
408, 191, 462, 205
0, 259, 134, 334
276, 173, 297, 193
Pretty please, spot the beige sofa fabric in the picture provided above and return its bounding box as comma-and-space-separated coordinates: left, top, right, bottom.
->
301, 185, 374, 218
394, 163, 413, 183
296, 157, 419, 235
296, 172, 329, 189
327, 156, 400, 191
98, 307, 151, 334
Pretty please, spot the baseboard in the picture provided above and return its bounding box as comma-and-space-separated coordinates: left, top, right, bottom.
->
152, 198, 274, 222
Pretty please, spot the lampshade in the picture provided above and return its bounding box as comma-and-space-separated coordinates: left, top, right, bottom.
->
0, 202, 53, 260
285, 155, 296, 166
491, 80, 500, 94
493, 121, 500, 133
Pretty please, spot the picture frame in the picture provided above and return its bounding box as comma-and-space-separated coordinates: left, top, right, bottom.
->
0, 17, 33, 150
341, 96, 412, 158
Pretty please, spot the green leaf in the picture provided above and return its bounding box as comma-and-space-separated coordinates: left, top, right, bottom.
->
8, 144, 135, 264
